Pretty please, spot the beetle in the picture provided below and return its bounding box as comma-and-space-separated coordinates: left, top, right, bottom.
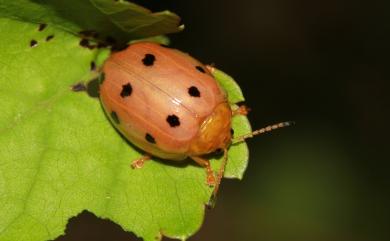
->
98, 42, 291, 189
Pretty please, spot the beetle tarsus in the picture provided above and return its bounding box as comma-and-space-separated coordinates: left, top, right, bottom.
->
131, 155, 151, 169
233, 105, 251, 116
207, 173, 216, 186
190, 156, 216, 186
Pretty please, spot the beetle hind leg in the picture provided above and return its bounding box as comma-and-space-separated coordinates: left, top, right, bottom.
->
190, 156, 216, 186
131, 154, 151, 169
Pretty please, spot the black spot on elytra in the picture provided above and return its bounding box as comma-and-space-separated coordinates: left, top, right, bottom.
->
110, 111, 120, 124
196, 66, 206, 73
90, 61, 96, 71
145, 133, 156, 144
120, 83, 132, 98
98, 72, 105, 84
71, 83, 87, 92
166, 115, 180, 127
46, 35, 54, 41
30, 40, 38, 48
142, 54, 155, 66
38, 23, 47, 31
188, 86, 200, 97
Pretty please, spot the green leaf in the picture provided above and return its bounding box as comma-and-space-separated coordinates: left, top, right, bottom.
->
0, 17, 206, 241
0, 0, 183, 44
0, 3, 251, 241
211, 67, 245, 104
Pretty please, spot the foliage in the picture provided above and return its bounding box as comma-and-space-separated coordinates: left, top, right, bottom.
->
0, 1, 250, 240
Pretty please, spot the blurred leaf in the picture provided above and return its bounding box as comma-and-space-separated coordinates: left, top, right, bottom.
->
129, 35, 171, 45
0, 7, 250, 241
0, 0, 183, 44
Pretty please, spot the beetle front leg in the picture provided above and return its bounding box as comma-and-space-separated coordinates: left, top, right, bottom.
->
190, 156, 216, 186
232, 105, 251, 116
131, 154, 151, 169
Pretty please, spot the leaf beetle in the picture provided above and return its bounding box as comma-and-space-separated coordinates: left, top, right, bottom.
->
98, 42, 291, 191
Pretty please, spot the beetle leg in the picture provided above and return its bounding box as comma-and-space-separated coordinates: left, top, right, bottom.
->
213, 148, 228, 196
131, 154, 151, 169
205, 65, 215, 73
232, 105, 251, 116
190, 156, 216, 186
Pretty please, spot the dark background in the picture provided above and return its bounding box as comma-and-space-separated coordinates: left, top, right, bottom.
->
57, 0, 390, 240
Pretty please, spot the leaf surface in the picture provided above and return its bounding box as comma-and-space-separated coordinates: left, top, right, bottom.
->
0, 2, 250, 240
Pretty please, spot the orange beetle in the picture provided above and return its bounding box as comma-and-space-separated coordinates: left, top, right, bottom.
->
99, 42, 290, 187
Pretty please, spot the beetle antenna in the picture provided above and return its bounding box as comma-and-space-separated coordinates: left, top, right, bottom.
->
232, 121, 295, 143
